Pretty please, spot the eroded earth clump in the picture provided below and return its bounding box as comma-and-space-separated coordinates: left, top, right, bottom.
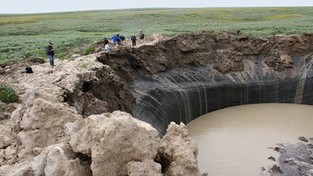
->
261, 137, 313, 176
0, 31, 313, 175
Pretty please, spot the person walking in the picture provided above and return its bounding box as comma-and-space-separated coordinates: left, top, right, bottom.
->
131, 34, 136, 47
46, 42, 55, 68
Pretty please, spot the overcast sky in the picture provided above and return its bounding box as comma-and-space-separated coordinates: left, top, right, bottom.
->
1, 0, 312, 14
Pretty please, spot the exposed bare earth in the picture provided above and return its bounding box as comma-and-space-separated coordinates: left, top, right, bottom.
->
0, 31, 313, 175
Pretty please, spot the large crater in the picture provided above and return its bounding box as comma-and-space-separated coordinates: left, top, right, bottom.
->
66, 31, 313, 135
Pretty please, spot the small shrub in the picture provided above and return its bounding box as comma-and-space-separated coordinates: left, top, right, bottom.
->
0, 82, 19, 103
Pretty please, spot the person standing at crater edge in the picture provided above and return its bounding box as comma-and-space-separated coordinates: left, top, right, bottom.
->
131, 34, 136, 47
46, 42, 55, 68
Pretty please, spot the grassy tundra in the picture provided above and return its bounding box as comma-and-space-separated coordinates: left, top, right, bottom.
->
0, 7, 312, 64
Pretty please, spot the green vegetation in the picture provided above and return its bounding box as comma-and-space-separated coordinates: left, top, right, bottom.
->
0, 7, 312, 64
0, 82, 19, 103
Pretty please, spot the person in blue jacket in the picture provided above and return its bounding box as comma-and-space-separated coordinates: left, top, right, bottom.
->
111, 34, 121, 46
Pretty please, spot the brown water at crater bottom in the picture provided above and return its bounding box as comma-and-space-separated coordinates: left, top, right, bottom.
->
187, 103, 313, 176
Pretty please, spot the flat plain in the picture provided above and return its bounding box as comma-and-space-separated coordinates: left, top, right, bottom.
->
0, 7, 312, 63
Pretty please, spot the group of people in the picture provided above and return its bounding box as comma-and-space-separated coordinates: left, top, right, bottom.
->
45, 28, 145, 65
104, 28, 145, 56
130, 28, 145, 47
111, 34, 125, 46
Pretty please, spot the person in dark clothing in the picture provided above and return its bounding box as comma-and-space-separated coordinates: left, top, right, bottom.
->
131, 35, 136, 47
120, 35, 125, 41
103, 38, 109, 45
116, 34, 122, 45
46, 42, 55, 67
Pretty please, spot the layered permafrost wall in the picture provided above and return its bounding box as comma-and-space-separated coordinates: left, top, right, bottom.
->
132, 57, 313, 135
87, 32, 313, 135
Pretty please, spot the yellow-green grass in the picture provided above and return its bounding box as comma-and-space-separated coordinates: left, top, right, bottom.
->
0, 7, 312, 64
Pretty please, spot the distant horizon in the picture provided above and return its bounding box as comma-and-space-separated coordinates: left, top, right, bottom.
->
1, 0, 312, 14
1, 6, 313, 15
0, 6, 311, 15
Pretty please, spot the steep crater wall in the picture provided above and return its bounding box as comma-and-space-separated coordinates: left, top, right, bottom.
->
66, 31, 313, 135
132, 60, 313, 135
